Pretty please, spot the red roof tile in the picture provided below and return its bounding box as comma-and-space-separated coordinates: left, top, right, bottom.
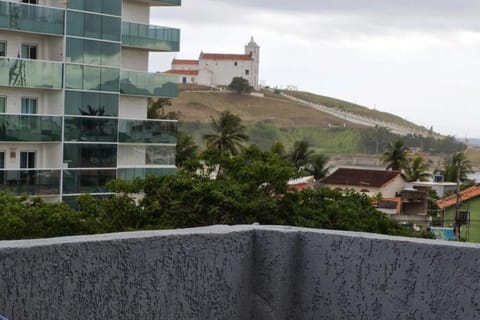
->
172, 59, 199, 65
437, 186, 480, 209
320, 168, 404, 188
200, 53, 253, 61
165, 69, 199, 76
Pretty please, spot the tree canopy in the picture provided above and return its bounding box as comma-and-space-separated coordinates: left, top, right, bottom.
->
228, 77, 252, 94
203, 110, 249, 155
383, 140, 408, 171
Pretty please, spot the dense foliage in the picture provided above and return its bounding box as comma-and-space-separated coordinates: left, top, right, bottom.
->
0, 147, 432, 240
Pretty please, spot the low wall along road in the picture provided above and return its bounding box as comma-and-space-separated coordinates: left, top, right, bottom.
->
0, 225, 479, 319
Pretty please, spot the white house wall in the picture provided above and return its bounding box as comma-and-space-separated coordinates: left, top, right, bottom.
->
198, 59, 254, 87
0, 88, 63, 115
1, 30, 63, 62
121, 48, 149, 71
3, 144, 61, 169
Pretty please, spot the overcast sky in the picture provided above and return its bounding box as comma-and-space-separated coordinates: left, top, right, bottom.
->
150, 0, 480, 138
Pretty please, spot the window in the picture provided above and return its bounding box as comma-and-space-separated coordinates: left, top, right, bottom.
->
21, 98, 37, 114
0, 41, 5, 57
0, 96, 5, 113
245, 69, 250, 75
234, 62, 238, 66
22, 0, 38, 3
0, 152, 4, 168
20, 151, 35, 169
21, 44, 37, 60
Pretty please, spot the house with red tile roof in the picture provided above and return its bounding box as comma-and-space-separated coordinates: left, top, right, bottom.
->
165, 38, 260, 89
319, 168, 407, 198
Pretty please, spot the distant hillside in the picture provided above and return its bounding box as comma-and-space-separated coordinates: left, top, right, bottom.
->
168, 88, 456, 155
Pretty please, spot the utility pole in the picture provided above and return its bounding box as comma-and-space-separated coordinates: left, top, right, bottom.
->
454, 164, 461, 240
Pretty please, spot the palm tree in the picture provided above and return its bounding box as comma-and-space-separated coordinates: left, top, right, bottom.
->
403, 156, 431, 182
442, 151, 473, 182
176, 131, 199, 167
305, 154, 331, 180
382, 140, 407, 171
289, 140, 315, 170
203, 111, 249, 155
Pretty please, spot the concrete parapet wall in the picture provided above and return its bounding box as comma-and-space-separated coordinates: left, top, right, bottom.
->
0, 226, 479, 319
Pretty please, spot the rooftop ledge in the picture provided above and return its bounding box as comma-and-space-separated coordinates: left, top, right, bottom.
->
0, 225, 479, 319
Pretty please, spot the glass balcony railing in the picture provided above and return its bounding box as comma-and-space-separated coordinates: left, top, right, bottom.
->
122, 21, 180, 52
118, 119, 177, 144
0, 114, 62, 142
135, 0, 181, 6
120, 70, 178, 98
0, 57, 63, 89
0, 169, 61, 195
117, 167, 176, 181
0, 0, 64, 35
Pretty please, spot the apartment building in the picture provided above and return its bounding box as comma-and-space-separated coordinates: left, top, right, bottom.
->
0, 0, 180, 202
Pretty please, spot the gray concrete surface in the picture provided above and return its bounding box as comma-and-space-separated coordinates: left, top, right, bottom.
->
1, 225, 480, 319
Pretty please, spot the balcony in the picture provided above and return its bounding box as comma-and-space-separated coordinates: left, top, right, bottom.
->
131, 0, 182, 6
0, 0, 64, 35
117, 167, 176, 181
0, 169, 61, 195
0, 57, 63, 89
122, 21, 180, 52
118, 119, 177, 144
120, 70, 178, 98
0, 114, 62, 142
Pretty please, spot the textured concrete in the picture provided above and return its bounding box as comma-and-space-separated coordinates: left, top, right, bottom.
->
1, 226, 480, 319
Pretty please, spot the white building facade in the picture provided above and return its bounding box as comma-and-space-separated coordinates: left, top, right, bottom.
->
166, 37, 260, 89
0, 0, 180, 202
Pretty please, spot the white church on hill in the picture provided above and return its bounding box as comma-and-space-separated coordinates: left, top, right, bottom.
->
165, 38, 260, 89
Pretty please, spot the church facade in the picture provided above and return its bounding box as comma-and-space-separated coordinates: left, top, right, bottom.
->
166, 38, 260, 89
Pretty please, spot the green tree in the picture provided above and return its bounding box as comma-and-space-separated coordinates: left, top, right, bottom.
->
403, 156, 431, 182
442, 151, 472, 182
176, 131, 199, 167
147, 98, 180, 119
203, 111, 249, 155
289, 140, 315, 170
305, 154, 331, 180
270, 141, 287, 158
228, 77, 252, 94
382, 139, 407, 171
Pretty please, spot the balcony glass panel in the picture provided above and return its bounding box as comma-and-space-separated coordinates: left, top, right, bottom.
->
64, 143, 117, 168
63, 169, 116, 194
67, 0, 121, 16
0, 169, 61, 195
0, 114, 61, 142
64, 116, 118, 142
122, 22, 180, 52
0, 57, 63, 89
66, 38, 120, 67
118, 145, 176, 166
0, 1, 64, 35
120, 70, 178, 98
117, 167, 176, 181
149, 0, 182, 5
65, 91, 119, 117
118, 119, 176, 144
67, 11, 121, 42
65, 64, 119, 92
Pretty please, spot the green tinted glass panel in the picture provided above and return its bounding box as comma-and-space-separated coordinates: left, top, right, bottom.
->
120, 70, 178, 98
0, 169, 61, 195
117, 167, 176, 181
122, 22, 180, 52
0, 114, 62, 141
64, 144, 117, 168
118, 120, 177, 144
0, 1, 64, 35
67, 0, 121, 16
118, 145, 176, 166
63, 169, 116, 194
65, 91, 118, 117
64, 116, 118, 142
67, 37, 120, 66
0, 96, 5, 112
66, 11, 121, 42
150, 0, 182, 5
65, 64, 119, 92
0, 57, 63, 89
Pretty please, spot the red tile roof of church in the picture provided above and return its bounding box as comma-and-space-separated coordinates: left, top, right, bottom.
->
172, 59, 199, 65
165, 69, 199, 76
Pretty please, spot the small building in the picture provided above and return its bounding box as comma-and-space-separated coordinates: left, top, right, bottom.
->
406, 181, 457, 198
165, 38, 260, 89
319, 168, 406, 198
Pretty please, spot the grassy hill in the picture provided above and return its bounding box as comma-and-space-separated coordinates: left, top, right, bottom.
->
167, 89, 436, 155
